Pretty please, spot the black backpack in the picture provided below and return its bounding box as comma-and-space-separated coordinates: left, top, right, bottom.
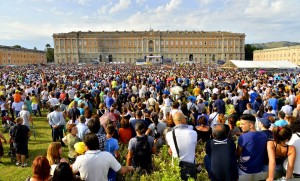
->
133, 136, 152, 170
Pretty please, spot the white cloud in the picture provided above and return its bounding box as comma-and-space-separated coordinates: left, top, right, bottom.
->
197, 0, 213, 5
77, 0, 91, 5
136, 0, 145, 5
109, 0, 131, 13
98, 1, 113, 14
155, 0, 182, 13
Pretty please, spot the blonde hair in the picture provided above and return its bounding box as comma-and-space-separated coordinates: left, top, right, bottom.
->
46, 142, 62, 165
99, 103, 105, 109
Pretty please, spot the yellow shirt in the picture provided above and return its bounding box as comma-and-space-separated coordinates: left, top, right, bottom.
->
31, 96, 38, 104
193, 87, 200, 96
111, 80, 117, 88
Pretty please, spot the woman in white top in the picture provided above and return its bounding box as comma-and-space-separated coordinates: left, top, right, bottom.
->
284, 119, 300, 178
288, 90, 295, 109
162, 94, 172, 119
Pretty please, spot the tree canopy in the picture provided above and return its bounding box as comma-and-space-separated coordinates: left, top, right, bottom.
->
45, 44, 54, 62
12, 45, 22, 48
245, 44, 262, 60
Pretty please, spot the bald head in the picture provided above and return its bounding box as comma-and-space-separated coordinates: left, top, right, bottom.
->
212, 124, 227, 140
173, 112, 186, 125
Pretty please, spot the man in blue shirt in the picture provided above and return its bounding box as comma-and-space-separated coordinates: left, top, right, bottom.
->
274, 111, 288, 127
237, 114, 267, 175
105, 92, 115, 109
249, 89, 258, 104
268, 93, 278, 112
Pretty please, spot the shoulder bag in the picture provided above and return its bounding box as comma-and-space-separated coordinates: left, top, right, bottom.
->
172, 129, 197, 180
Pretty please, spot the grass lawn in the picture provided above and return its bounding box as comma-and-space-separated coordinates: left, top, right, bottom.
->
0, 112, 68, 181
0, 111, 210, 181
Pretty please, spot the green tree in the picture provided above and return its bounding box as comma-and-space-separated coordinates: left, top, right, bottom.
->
45, 44, 54, 62
12, 45, 22, 48
33, 47, 37, 50
245, 44, 262, 60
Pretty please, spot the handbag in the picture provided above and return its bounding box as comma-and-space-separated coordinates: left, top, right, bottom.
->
172, 129, 197, 180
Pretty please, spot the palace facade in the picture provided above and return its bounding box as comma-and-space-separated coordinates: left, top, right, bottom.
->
53, 30, 245, 64
0, 45, 46, 66
254, 46, 300, 65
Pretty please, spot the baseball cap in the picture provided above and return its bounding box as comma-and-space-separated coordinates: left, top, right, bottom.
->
74, 142, 86, 155
258, 117, 271, 128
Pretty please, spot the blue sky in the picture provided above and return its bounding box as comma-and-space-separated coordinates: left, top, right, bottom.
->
0, 0, 299, 50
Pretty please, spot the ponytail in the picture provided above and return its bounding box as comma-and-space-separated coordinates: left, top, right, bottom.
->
272, 126, 292, 144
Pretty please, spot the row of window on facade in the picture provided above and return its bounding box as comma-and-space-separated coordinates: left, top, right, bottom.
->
259, 53, 300, 58
56, 53, 241, 60
2, 59, 41, 64
56, 56, 241, 64
0, 54, 42, 59
56, 47, 244, 54
56, 39, 244, 47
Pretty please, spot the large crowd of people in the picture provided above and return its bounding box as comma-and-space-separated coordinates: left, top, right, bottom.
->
0, 63, 300, 181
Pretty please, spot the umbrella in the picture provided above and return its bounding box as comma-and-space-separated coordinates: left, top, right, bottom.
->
171, 86, 183, 95
258, 70, 266, 74
100, 113, 117, 126
166, 77, 174, 81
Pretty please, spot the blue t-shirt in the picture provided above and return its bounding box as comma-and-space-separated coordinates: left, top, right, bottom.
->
105, 97, 114, 109
250, 92, 258, 103
238, 131, 267, 174
78, 107, 84, 115
268, 98, 278, 111
105, 138, 119, 156
274, 119, 288, 127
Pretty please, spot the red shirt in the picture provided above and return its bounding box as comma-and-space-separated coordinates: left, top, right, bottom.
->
60, 93, 66, 100
118, 128, 132, 144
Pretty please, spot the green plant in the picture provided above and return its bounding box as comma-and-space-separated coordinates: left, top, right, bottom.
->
121, 144, 209, 181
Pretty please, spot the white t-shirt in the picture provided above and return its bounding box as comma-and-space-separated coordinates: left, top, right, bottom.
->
289, 94, 295, 106
212, 88, 219, 94
41, 90, 49, 101
12, 101, 24, 112
170, 109, 183, 117
281, 105, 293, 116
166, 125, 197, 163
284, 133, 300, 174
72, 150, 121, 181
20, 110, 30, 127
68, 89, 75, 100
163, 98, 171, 107
48, 98, 59, 106
25, 87, 33, 96
0, 102, 7, 111
209, 112, 219, 127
